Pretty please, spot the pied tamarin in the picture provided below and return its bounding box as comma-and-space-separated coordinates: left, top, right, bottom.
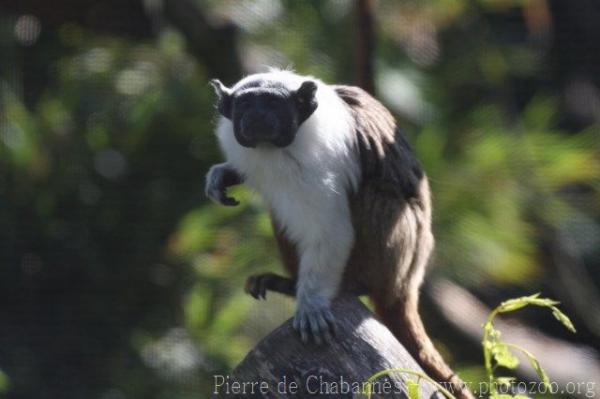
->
205, 69, 473, 399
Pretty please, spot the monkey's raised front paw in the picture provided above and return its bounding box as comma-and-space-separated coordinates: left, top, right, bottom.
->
293, 299, 336, 345
205, 163, 243, 206
245, 273, 296, 299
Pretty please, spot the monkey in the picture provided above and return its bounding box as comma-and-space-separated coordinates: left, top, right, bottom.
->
205, 69, 474, 399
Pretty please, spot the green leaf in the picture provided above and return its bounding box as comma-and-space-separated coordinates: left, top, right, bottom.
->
483, 323, 501, 346
407, 379, 420, 399
0, 369, 9, 393
497, 294, 540, 313
497, 294, 562, 314
530, 298, 561, 307
551, 307, 576, 333
490, 328, 502, 340
527, 356, 550, 389
492, 343, 519, 369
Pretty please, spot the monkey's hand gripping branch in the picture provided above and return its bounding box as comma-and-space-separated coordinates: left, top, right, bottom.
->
293, 294, 338, 345
245, 272, 338, 345
205, 163, 244, 206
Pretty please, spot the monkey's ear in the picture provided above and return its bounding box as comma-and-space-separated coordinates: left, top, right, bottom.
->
210, 79, 232, 119
296, 81, 317, 102
295, 80, 318, 123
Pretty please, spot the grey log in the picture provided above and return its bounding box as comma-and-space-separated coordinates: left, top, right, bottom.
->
212, 296, 445, 398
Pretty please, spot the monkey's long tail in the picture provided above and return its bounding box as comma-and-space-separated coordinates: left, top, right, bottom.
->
374, 296, 476, 399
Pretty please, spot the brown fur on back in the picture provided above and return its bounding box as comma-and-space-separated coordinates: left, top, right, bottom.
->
273, 85, 473, 398
334, 85, 432, 301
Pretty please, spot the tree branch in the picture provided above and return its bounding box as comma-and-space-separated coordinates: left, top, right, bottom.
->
213, 296, 444, 398
356, 0, 376, 94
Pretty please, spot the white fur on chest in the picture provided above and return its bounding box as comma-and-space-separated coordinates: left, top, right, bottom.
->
215, 71, 360, 250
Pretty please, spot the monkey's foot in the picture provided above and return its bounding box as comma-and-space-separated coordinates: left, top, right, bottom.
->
293, 299, 336, 345
245, 273, 296, 299
205, 163, 243, 206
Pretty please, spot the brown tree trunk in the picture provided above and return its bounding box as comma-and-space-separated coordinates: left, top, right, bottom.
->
356, 0, 376, 95
212, 296, 444, 398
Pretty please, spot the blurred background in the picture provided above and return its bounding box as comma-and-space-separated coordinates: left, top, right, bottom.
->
0, 0, 599, 398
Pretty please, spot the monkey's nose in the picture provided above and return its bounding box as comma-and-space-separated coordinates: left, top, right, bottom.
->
243, 118, 276, 142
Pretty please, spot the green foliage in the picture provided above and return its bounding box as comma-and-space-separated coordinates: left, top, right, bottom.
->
482, 294, 576, 398
417, 100, 600, 286
364, 294, 576, 399
408, 379, 421, 399
0, 369, 8, 394
363, 368, 455, 399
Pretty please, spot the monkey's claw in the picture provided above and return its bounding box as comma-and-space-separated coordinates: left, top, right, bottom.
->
244, 273, 296, 299
245, 273, 296, 299
245, 274, 269, 300
293, 301, 336, 345
205, 163, 242, 206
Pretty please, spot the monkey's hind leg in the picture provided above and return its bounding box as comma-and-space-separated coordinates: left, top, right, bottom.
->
245, 273, 296, 299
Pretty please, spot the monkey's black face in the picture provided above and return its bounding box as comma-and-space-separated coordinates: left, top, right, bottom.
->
211, 79, 318, 149
232, 90, 298, 148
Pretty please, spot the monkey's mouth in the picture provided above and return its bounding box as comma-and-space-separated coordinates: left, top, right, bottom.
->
236, 130, 295, 149
234, 130, 258, 148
